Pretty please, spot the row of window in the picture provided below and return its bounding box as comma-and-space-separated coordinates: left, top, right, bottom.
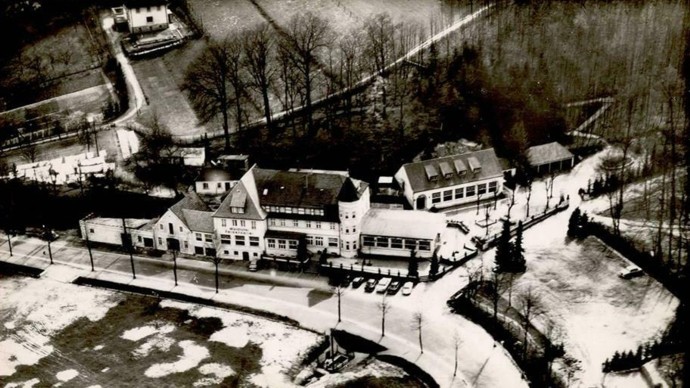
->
263, 206, 325, 216
135, 6, 162, 13
220, 219, 257, 229
267, 238, 298, 250
430, 181, 498, 204
268, 218, 336, 230
219, 234, 260, 247
195, 233, 213, 242
361, 236, 431, 251
339, 211, 357, 220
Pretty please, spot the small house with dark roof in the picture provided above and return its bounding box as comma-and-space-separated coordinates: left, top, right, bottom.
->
526, 142, 575, 174
195, 167, 238, 195
155, 191, 216, 256
124, 0, 171, 34
394, 148, 507, 210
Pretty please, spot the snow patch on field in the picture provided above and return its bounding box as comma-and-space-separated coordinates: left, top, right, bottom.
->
0, 277, 121, 376
4, 377, 40, 388
121, 323, 175, 341
144, 340, 209, 378
133, 334, 175, 358
56, 369, 79, 382
193, 363, 235, 386
159, 300, 320, 387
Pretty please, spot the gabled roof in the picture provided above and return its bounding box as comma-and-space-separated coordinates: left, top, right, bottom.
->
125, 0, 166, 8
400, 148, 504, 193
527, 142, 574, 167
168, 192, 213, 231
182, 209, 214, 233
213, 179, 265, 220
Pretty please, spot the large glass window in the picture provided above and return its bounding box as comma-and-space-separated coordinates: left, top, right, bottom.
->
249, 236, 259, 246
404, 239, 416, 250
235, 235, 245, 246
466, 185, 476, 197
315, 237, 324, 246
488, 181, 498, 193
455, 187, 464, 199
376, 237, 389, 248
328, 238, 338, 247
288, 240, 298, 249
432, 192, 441, 204
418, 240, 431, 251
267, 239, 276, 248
362, 236, 375, 247
220, 234, 231, 244
443, 190, 453, 201
278, 239, 286, 249
306, 236, 314, 245
478, 183, 487, 195
391, 238, 403, 249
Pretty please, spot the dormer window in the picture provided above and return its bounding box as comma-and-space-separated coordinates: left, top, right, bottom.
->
439, 161, 453, 179
467, 156, 481, 173
424, 165, 438, 182
454, 159, 467, 176
230, 206, 244, 214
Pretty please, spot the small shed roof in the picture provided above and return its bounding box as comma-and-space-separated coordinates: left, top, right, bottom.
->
527, 142, 574, 167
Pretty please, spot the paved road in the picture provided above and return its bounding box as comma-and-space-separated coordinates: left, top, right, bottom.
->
0, 235, 527, 388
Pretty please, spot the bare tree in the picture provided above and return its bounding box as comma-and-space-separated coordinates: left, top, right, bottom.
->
184, 38, 244, 150
506, 184, 518, 220
20, 136, 38, 163
453, 331, 463, 377
243, 22, 275, 131
338, 31, 363, 124
378, 296, 391, 337
364, 13, 396, 116
517, 287, 543, 359
283, 12, 332, 136
412, 312, 424, 353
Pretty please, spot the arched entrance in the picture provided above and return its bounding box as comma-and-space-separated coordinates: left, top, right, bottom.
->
416, 195, 426, 210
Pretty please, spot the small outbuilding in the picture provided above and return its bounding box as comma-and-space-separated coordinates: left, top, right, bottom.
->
526, 142, 575, 174
359, 208, 445, 259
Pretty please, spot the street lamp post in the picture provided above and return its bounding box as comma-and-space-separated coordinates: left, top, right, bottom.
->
121, 218, 136, 279
43, 224, 53, 265
172, 249, 178, 286
84, 224, 95, 271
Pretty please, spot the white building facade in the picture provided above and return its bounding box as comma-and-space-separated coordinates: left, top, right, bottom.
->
125, 0, 170, 34
395, 148, 506, 210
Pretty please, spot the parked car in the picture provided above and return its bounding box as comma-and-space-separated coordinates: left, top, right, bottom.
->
364, 278, 378, 293
387, 281, 402, 295
352, 277, 365, 289
341, 275, 352, 287
618, 265, 643, 279
401, 281, 414, 296
248, 260, 259, 272
376, 277, 392, 293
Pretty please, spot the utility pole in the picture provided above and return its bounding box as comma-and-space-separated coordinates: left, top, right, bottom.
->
172, 249, 178, 286
122, 218, 136, 279
5, 229, 12, 256
84, 223, 94, 271
43, 224, 53, 265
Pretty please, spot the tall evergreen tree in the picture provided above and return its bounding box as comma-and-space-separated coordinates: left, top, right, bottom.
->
567, 207, 582, 237
494, 220, 513, 273
429, 251, 439, 278
512, 221, 526, 272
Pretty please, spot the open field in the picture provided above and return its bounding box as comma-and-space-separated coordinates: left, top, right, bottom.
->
503, 232, 679, 386
1, 20, 102, 110
0, 273, 322, 387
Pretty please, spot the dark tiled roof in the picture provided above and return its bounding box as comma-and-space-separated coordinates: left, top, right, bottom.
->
401, 148, 504, 193
527, 142, 574, 167
182, 209, 214, 233
337, 178, 360, 202
169, 192, 213, 231
254, 168, 349, 208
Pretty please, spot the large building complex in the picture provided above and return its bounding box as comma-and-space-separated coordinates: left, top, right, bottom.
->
82, 149, 508, 261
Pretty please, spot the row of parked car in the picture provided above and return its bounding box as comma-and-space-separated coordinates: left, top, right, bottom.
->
341, 276, 414, 296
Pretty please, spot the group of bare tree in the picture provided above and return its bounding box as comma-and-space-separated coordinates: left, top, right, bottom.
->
184, 11, 440, 150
